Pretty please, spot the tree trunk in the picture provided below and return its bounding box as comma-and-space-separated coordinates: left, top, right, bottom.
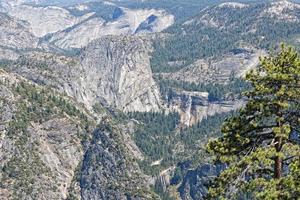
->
274, 136, 283, 179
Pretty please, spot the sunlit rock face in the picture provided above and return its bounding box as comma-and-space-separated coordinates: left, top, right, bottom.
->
2, 1, 174, 50
65, 36, 163, 112
4, 35, 163, 113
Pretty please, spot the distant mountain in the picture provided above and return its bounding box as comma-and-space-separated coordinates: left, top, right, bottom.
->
151, 0, 300, 74
44, 5, 174, 49
107, 0, 270, 21
1, 1, 174, 50
0, 12, 38, 49
0, 12, 39, 60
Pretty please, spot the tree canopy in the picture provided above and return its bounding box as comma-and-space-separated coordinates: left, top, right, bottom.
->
206, 45, 300, 199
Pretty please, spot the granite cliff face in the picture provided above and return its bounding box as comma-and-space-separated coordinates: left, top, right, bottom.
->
74, 36, 162, 112
6, 36, 162, 113
178, 164, 224, 200
80, 120, 152, 200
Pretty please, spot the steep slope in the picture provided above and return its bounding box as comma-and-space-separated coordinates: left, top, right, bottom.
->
178, 163, 224, 200
4, 35, 162, 112
0, 69, 151, 199
80, 119, 154, 200
0, 69, 93, 199
73, 36, 162, 112
151, 0, 300, 73
165, 90, 244, 127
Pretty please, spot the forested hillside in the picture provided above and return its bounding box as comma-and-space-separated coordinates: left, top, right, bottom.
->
151, 1, 300, 73
108, 0, 274, 22
207, 45, 300, 200
126, 1, 300, 199
0, 69, 155, 199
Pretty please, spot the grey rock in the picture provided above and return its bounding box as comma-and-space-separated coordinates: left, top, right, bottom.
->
0, 12, 39, 50
167, 90, 244, 127
81, 124, 147, 200
179, 163, 224, 200
162, 48, 266, 85
7, 36, 163, 113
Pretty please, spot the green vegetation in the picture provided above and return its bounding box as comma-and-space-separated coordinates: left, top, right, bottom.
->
151, 3, 300, 73
207, 45, 300, 199
156, 75, 251, 102
116, 0, 221, 23
128, 111, 180, 161
0, 79, 93, 199
110, 0, 268, 23
120, 110, 232, 200
121, 111, 231, 176
9, 81, 92, 134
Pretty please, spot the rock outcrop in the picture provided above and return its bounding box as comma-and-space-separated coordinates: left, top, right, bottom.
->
5, 35, 162, 113
73, 36, 162, 112
167, 90, 244, 127
178, 164, 224, 200
162, 48, 266, 85
80, 119, 151, 200
0, 12, 38, 50
7, 4, 93, 37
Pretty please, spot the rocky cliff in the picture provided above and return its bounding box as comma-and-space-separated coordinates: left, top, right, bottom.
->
0, 69, 92, 199
0, 69, 151, 200
178, 163, 224, 200
80, 119, 153, 200
167, 90, 244, 127
5, 35, 162, 113
75, 36, 162, 112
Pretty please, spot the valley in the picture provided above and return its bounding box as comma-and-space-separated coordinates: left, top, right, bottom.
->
0, 0, 299, 199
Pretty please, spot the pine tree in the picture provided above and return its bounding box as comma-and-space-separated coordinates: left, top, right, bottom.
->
206, 45, 300, 199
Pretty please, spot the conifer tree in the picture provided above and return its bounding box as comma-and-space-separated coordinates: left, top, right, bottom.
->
206, 45, 300, 199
